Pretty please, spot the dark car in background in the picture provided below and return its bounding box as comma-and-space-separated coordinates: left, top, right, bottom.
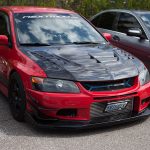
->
90, 9, 150, 71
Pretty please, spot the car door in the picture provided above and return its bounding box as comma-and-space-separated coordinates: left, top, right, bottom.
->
0, 12, 12, 87
112, 12, 150, 71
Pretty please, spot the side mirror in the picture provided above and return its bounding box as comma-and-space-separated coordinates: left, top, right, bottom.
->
0, 35, 9, 46
127, 28, 143, 38
103, 33, 112, 41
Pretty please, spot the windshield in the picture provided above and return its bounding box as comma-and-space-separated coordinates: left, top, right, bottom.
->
14, 13, 105, 45
138, 13, 150, 31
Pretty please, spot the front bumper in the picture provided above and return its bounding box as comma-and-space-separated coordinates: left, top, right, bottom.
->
26, 81, 150, 129
26, 106, 150, 129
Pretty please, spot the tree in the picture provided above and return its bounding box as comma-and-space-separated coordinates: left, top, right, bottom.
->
1, 0, 150, 18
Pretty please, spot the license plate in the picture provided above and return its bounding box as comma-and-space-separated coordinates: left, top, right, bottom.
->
105, 101, 128, 112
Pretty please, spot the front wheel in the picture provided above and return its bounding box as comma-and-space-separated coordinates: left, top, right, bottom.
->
9, 72, 26, 122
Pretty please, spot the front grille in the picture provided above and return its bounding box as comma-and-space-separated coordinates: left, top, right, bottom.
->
94, 92, 137, 101
90, 100, 133, 122
81, 78, 134, 91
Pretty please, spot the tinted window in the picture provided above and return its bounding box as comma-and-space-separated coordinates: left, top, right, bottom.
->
96, 12, 117, 30
14, 13, 105, 45
0, 15, 8, 36
117, 13, 141, 33
91, 15, 101, 27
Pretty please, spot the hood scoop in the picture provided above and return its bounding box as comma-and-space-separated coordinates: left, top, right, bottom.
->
89, 51, 119, 65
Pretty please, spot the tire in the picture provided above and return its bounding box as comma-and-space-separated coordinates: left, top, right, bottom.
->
9, 72, 26, 122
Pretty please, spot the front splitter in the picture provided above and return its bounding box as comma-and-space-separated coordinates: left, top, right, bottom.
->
25, 105, 150, 129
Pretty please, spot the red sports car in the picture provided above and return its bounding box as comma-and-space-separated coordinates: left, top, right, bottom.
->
0, 6, 150, 129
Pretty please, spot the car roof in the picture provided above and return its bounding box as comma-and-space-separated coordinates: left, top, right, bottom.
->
90, 9, 148, 20
101, 9, 133, 13
133, 10, 150, 14
90, 9, 134, 20
97, 9, 150, 15
99, 9, 138, 15
0, 6, 75, 14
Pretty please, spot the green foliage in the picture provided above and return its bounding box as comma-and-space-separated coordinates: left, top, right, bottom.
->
1, 0, 150, 18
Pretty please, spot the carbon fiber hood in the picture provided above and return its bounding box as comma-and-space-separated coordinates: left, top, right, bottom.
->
20, 43, 142, 81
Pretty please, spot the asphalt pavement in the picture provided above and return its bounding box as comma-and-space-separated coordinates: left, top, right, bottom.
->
0, 93, 150, 150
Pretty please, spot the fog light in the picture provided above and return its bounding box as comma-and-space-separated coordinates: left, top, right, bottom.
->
57, 109, 77, 117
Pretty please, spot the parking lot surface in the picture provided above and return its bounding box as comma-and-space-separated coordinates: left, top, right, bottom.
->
0, 93, 150, 150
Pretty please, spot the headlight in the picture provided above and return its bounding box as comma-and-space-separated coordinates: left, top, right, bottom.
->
31, 77, 80, 93
139, 67, 150, 86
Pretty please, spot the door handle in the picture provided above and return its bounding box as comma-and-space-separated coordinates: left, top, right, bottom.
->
113, 35, 120, 41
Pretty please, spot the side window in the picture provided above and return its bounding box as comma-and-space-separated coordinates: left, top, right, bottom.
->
117, 13, 141, 33
97, 12, 117, 30
91, 15, 101, 27
0, 15, 9, 36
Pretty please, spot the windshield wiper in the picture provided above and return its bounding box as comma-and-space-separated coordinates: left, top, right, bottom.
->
20, 43, 51, 46
71, 41, 100, 45
20, 42, 100, 46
